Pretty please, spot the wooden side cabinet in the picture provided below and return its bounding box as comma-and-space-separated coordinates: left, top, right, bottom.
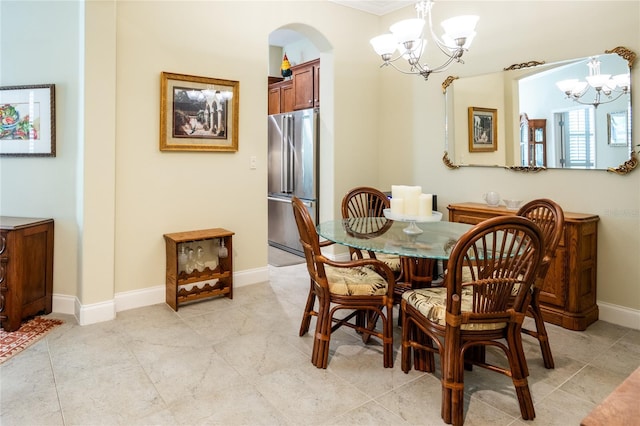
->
164, 228, 234, 311
447, 202, 599, 331
0, 217, 54, 332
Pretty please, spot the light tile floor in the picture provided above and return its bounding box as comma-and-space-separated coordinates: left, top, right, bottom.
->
2, 262, 639, 425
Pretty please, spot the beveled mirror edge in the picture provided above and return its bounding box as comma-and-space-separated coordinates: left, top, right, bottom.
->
442, 46, 637, 175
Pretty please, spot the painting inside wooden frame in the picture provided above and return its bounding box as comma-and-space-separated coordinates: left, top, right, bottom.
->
0, 84, 56, 157
160, 72, 239, 152
468, 106, 497, 152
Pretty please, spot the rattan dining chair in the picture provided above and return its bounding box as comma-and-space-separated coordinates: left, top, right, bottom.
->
292, 196, 396, 368
401, 215, 544, 425
341, 187, 401, 274
341, 186, 437, 300
516, 198, 565, 369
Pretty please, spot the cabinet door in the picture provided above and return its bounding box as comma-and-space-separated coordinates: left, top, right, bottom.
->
293, 63, 314, 110
281, 83, 294, 113
539, 246, 567, 307
268, 86, 281, 115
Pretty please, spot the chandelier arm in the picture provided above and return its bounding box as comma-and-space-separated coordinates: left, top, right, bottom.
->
569, 87, 627, 107
425, 5, 466, 61
384, 52, 427, 73
384, 60, 429, 75
423, 52, 466, 75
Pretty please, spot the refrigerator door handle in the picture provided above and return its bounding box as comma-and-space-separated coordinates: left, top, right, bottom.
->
281, 114, 294, 194
267, 196, 291, 204
280, 116, 288, 193
267, 196, 313, 209
285, 114, 294, 193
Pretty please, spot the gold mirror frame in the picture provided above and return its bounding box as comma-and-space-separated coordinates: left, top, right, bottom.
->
442, 46, 637, 175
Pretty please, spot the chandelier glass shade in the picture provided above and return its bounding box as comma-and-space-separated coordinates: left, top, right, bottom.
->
369, 0, 478, 80
556, 56, 630, 108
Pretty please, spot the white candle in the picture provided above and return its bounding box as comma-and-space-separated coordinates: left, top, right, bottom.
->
419, 193, 433, 217
391, 185, 404, 200
390, 197, 404, 215
405, 186, 421, 216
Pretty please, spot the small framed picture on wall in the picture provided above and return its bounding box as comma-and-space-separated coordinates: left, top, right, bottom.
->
468, 106, 497, 152
0, 84, 56, 157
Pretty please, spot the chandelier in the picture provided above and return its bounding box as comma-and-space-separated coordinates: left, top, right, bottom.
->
555, 56, 630, 108
369, 0, 479, 81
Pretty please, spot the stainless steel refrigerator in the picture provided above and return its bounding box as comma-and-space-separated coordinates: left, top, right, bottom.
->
268, 108, 319, 255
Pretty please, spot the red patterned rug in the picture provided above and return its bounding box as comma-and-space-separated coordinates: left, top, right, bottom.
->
0, 316, 64, 364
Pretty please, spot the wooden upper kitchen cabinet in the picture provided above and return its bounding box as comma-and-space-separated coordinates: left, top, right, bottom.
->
448, 202, 599, 331
268, 58, 320, 114
268, 80, 294, 115
291, 59, 320, 110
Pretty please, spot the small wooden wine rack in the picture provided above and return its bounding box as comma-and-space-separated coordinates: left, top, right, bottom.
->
163, 228, 234, 311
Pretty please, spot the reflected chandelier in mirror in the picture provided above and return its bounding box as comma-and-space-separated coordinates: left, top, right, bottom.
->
442, 46, 637, 175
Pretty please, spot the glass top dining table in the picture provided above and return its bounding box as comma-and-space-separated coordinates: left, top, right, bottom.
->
316, 217, 473, 260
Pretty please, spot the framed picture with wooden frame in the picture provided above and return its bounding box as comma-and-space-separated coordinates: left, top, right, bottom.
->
0, 84, 56, 157
160, 72, 239, 152
468, 106, 497, 152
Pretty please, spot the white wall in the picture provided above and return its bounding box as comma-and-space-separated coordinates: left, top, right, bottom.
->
1, 1, 638, 328
377, 1, 640, 320
0, 0, 383, 324
0, 1, 81, 301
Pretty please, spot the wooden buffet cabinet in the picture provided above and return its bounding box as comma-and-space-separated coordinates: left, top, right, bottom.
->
164, 228, 234, 311
0, 217, 54, 332
448, 202, 599, 331
268, 58, 319, 114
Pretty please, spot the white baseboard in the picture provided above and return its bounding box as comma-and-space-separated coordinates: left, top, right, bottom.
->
51, 266, 269, 326
51, 266, 639, 331
597, 300, 640, 330
78, 299, 116, 326
233, 266, 269, 287
52, 293, 77, 316
114, 285, 165, 312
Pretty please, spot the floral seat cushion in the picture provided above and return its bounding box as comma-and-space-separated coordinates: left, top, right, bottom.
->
402, 287, 507, 331
326, 265, 389, 296
352, 252, 401, 273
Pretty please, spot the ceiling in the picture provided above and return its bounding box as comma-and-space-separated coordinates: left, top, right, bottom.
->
268, 1, 413, 47
328, 1, 413, 16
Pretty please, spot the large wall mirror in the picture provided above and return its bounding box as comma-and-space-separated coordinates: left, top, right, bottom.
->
442, 46, 637, 174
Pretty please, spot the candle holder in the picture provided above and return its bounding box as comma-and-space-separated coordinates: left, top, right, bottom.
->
383, 209, 443, 235
403, 220, 424, 235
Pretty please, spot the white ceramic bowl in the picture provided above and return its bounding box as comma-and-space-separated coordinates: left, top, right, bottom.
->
503, 199, 523, 210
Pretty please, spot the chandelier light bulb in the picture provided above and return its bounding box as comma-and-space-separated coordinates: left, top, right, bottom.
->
586, 73, 611, 89
370, 34, 398, 57
613, 73, 630, 90
440, 15, 479, 44
556, 79, 578, 94
571, 81, 589, 96
390, 18, 425, 44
